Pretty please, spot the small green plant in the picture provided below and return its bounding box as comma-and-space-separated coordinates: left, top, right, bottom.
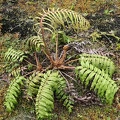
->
4, 8, 119, 120
75, 59, 118, 104
4, 76, 26, 112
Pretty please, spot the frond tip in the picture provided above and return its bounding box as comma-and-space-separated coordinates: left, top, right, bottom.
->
4, 76, 26, 112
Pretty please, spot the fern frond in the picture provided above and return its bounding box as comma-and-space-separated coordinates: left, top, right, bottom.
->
55, 74, 74, 113
35, 70, 58, 120
75, 61, 119, 104
4, 76, 26, 112
27, 36, 45, 52
4, 47, 27, 63
27, 71, 44, 96
79, 53, 115, 77
10, 67, 22, 77
36, 8, 90, 34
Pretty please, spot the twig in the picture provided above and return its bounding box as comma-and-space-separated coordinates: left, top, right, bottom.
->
64, 54, 77, 63
58, 65, 75, 70
55, 33, 59, 61
24, 70, 35, 77
61, 71, 76, 82
42, 49, 54, 65
59, 70, 71, 92
24, 59, 37, 67
34, 52, 42, 71
65, 58, 79, 64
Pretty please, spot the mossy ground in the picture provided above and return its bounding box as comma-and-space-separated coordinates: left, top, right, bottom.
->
1, 98, 119, 120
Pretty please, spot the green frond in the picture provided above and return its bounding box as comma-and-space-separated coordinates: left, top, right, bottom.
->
10, 67, 23, 77
27, 71, 44, 96
55, 74, 74, 113
79, 53, 115, 77
4, 76, 26, 112
27, 36, 45, 52
4, 47, 27, 63
37, 8, 90, 33
75, 61, 119, 104
35, 70, 58, 120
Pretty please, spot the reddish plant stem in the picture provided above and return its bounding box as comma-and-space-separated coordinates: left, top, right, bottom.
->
65, 58, 79, 64
59, 45, 69, 64
55, 33, 59, 61
40, 13, 54, 64
42, 49, 54, 65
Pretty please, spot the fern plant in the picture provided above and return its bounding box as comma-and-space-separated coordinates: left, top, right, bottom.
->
4, 76, 26, 112
3, 8, 119, 120
4, 47, 28, 74
4, 47, 27, 63
35, 8, 90, 34
75, 60, 118, 104
79, 53, 115, 77
35, 70, 73, 119
27, 71, 44, 96
27, 36, 45, 52
55, 74, 74, 113
35, 70, 57, 119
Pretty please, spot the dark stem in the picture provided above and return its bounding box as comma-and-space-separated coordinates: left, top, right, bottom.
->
34, 52, 42, 71
55, 33, 59, 61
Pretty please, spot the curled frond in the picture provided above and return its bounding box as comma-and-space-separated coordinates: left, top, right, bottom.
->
27, 36, 44, 52
36, 8, 90, 34
79, 53, 115, 77
75, 61, 119, 104
4, 76, 26, 112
